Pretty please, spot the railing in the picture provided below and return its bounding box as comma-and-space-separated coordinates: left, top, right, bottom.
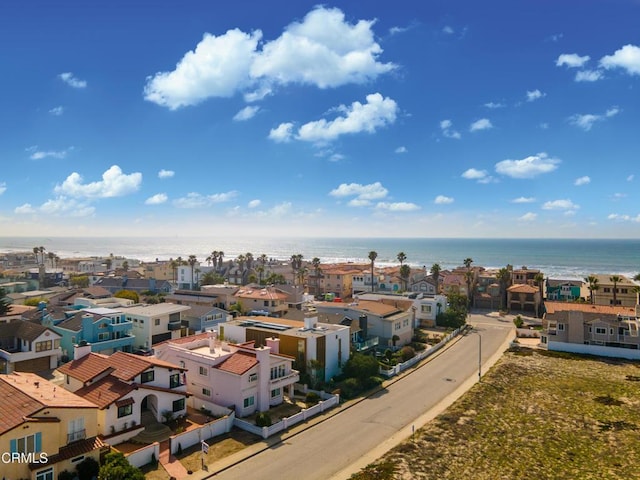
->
354, 337, 379, 351
67, 429, 86, 443
167, 321, 182, 331
269, 371, 300, 388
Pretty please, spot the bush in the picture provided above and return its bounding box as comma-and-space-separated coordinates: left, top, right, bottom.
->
305, 392, 321, 405
399, 346, 416, 362
343, 353, 379, 379
513, 315, 524, 328
58, 470, 75, 480
339, 378, 361, 399
256, 412, 272, 427
76, 457, 99, 480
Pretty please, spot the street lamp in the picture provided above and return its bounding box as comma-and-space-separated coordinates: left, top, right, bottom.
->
477, 331, 482, 382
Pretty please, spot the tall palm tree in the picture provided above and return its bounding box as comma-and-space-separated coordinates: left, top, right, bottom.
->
245, 253, 254, 271
397, 252, 407, 266
259, 254, 268, 267
464, 270, 474, 308
463, 257, 473, 269
368, 251, 378, 292
431, 263, 441, 293
216, 251, 224, 270
169, 258, 178, 287
290, 254, 303, 285
496, 267, 511, 311
610, 275, 622, 305
400, 264, 411, 292
47, 251, 56, 268
236, 254, 246, 272
33, 246, 39, 264
585, 275, 599, 304
188, 255, 197, 289
534, 272, 545, 317
312, 257, 322, 296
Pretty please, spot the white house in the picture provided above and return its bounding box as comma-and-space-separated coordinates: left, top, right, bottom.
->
121, 303, 191, 347
358, 292, 448, 328
154, 332, 299, 417
0, 319, 62, 373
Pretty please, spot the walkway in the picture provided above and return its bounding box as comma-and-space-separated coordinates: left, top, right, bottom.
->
159, 439, 189, 479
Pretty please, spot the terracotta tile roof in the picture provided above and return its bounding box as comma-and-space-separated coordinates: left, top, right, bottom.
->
57, 353, 113, 383
0, 372, 97, 434
507, 284, 539, 293
157, 332, 211, 346
235, 288, 289, 301
213, 351, 258, 375
74, 374, 136, 409
544, 301, 636, 316
83, 286, 112, 298
30, 436, 107, 470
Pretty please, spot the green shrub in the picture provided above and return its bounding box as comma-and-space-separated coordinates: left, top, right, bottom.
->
513, 315, 524, 328
399, 346, 416, 362
305, 392, 321, 405
256, 412, 272, 427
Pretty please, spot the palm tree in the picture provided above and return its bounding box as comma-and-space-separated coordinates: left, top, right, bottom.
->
122, 260, 129, 272
397, 252, 407, 266
431, 263, 441, 293
400, 264, 411, 291
496, 267, 511, 310
463, 257, 473, 269
632, 285, 640, 305
634, 273, 640, 283
188, 255, 197, 289
585, 275, 599, 304
368, 251, 378, 292
245, 253, 254, 271
206, 252, 215, 267
464, 270, 474, 308
610, 275, 622, 305
290, 254, 303, 285
33, 246, 39, 264
169, 258, 178, 287
256, 265, 265, 285
236, 254, 246, 272
47, 251, 56, 268
534, 272, 545, 317
312, 257, 322, 296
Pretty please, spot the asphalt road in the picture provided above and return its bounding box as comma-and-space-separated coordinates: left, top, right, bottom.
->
211, 312, 514, 480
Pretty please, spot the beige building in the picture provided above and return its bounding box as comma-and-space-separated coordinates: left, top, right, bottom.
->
0, 371, 106, 480
507, 283, 542, 314
591, 274, 638, 307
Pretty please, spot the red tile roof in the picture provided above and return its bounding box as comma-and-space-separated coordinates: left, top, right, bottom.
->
507, 284, 538, 293
213, 351, 258, 375
74, 375, 136, 409
544, 301, 636, 316
57, 353, 113, 383
30, 436, 107, 470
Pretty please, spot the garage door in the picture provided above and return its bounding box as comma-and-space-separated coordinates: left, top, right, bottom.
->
14, 356, 51, 373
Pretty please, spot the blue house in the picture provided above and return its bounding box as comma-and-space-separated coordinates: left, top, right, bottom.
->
42, 307, 135, 359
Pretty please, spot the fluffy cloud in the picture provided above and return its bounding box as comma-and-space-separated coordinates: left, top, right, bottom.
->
375, 202, 420, 212
600, 44, 640, 76
495, 153, 560, 179
556, 53, 590, 68
434, 195, 454, 204
526, 89, 545, 102
575, 70, 603, 82
461, 168, 495, 183
440, 119, 461, 139
248, 199, 261, 208
14, 203, 35, 214
54, 165, 142, 199
395, 146, 407, 154
608, 213, 640, 222
158, 169, 175, 179
569, 106, 619, 131
542, 199, 579, 211
469, 118, 493, 132
0, 182, 6, 195
512, 196, 536, 203
27, 146, 73, 160
145, 193, 168, 205
484, 102, 504, 109
279, 93, 397, 143
144, 7, 395, 109
49, 106, 64, 116
627, 174, 635, 182
518, 212, 537, 222
59, 72, 87, 88
233, 105, 260, 121
15, 197, 95, 217
330, 182, 388, 202
173, 191, 238, 208
574, 176, 591, 186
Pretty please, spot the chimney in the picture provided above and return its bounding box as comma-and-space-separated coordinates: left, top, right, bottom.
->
304, 316, 317, 330
256, 345, 271, 412
74, 340, 92, 360
208, 332, 218, 352
265, 337, 280, 354
359, 314, 368, 338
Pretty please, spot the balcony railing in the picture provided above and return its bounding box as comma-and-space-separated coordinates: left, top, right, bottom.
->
67, 429, 86, 443
167, 321, 182, 331
354, 337, 380, 351
269, 371, 300, 388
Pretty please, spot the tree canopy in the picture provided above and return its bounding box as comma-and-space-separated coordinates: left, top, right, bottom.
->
98, 452, 144, 480
114, 289, 140, 303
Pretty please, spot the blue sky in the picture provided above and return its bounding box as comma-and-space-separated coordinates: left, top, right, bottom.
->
1, 0, 639, 238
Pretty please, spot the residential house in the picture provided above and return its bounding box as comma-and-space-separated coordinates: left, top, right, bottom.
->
591, 274, 638, 307
357, 292, 447, 328
511, 267, 541, 286
93, 276, 172, 295
409, 274, 438, 295
233, 286, 289, 317
0, 320, 62, 373
314, 299, 413, 348
182, 284, 239, 309
154, 333, 299, 417
441, 273, 468, 297
181, 305, 231, 334
48, 286, 113, 307
0, 371, 107, 480
0, 304, 37, 323
541, 302, 640, 359
473, 270, 502, 310
220, 315, 350, 382
58, 346, 188, 442
546, 279, 583, 302
142, 260, 175, 282
507, 283, 542, 314
316, 264, 360, 299
121, 303, 191, 348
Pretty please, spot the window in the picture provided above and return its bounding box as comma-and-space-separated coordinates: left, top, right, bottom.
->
169, 373, 180, 388
140, 370, 154, 383
271, 388, 281, 398
248, 373, 257, 382
154, 318, 160, 326
558, 324, 565, 331
403, 319, 409, 327
264, 301, 269, 307
118, 404, 133, 417
35, 468, 54, 480
98, 332, 110, 341
199, 366, 208, 376
395, 322, 401, 331
172, 398, 185, 412
11, 432, 41, 454
35, 340, 52, 352
202, 388, 211, 396
243, 396, 255, 408
421, 305, 432, 313
595, 327, 607, 335
140, 319, 144, 324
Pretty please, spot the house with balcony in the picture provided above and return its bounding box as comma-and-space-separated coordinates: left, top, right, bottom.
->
410, 274, 438, 295
220, 315, 350, 383
154, 332, 299, 417
541, 302, 640, 359
358, 292, 448, 328
93, 276, 172, 295
511, 266, 541, 286
42, 307, 135, 358
121, 303, 191, 348
181, 305, 231, 334
166, 288, 232, 310
316, 265, 360, 299
57, 344, 188, 442
0, 320, 62, 373
0, 371, 107, 480
233, 286, 289, 317
507, 283, 542, 314
546, 279, 583, 302
590, 274, 638, 307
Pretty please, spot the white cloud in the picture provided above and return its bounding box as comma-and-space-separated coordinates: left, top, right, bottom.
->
248, 199, 261, 208
292, 93, 397, 143
600, 44, 640, 76
574, 176, 591, 186
145, 193, 168, 205
469, 118, 493, 132
40, 196, 95, 217
442, 25, 454, 34
268, 122, 294, 143
233, 105, 260, 121
434, 195, 454, 204
526, 89, 545, 102
556, 53, 590, 68
267, 202, 292, 217
627, 174, 634, 182
14, 203, 35, 214
54, 165, 142, 199
461, 168, 495, 183
330, 182, 388, 201
348, 198, 372, 207
608, 213, 640, 223
518, 212, 537, 222
495, 153, 560, 179
389, 26, 408, 35
548, 33, 563, 42
575, 70, 603, 82
512, 197, 536, 203
0, 182, 5, 195
539, 122, 549, 129
395, 146, 407, 154
144, 7, 395, 110
484, 101, 504, 109
375, 202, 420, 212
173, 191, 238, 208
569, 106, 619, 131
158, 169, 175, 179
49, 106, 64, 116
440, 119, 461, 139
28, 146, 72, 160
542, 199, 579, 211
59, 72, 87, 88
612, 192, 627, 200
328, 153, 345, 162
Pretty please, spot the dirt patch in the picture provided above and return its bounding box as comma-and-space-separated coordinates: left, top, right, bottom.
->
179, 428, 262, 473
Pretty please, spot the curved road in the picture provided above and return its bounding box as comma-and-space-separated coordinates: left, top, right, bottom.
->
211, 314, 514, 480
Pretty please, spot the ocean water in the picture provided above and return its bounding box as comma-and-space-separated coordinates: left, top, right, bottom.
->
0, 236, 638, 280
